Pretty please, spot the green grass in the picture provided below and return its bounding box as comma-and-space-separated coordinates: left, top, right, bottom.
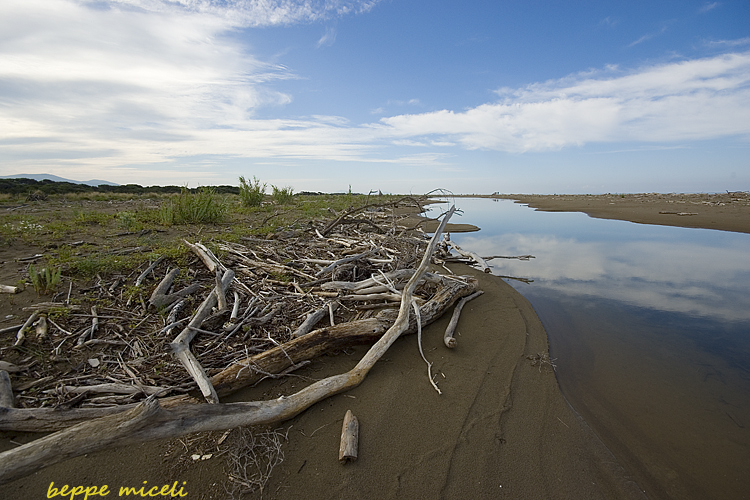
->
239, 176, 266, 207
271, 185, 294, 205
159, 187, 229, 225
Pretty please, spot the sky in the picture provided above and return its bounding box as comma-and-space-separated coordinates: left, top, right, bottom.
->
1, 0, 749, 194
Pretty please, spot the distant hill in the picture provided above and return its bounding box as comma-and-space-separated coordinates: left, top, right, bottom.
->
0, 173, 119, 187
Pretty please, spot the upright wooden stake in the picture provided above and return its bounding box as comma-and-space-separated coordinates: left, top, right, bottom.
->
339, 409, 359, 462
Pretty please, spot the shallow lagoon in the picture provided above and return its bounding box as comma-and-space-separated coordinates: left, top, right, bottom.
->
448, 198, 750, 500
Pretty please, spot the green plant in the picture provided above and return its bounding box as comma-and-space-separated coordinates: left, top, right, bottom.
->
239, 176, 266, 207
28, 264, 62, 296
116, 211, 140, 231
74, 210, 110, 225
271, 185, 294, 205
159, 187, 228, 225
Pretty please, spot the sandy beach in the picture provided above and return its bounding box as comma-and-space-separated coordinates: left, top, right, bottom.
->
1, 192, 747, 500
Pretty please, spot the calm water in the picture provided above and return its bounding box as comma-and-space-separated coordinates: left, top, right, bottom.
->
447, 198, 750, 500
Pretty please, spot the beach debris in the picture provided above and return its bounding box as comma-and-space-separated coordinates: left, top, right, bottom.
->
527, 352, 557, 372
0, 285, 19, 294
444, 290, 484, 348
0, 200, 482, 484
339, 409, 359, 462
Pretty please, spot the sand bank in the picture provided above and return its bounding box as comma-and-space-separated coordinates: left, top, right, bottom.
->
491, 192, 750, 235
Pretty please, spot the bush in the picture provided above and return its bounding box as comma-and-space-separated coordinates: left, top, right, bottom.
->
271, 185, 294, 205
159, 187, 228, 225
239, 176, 266, 207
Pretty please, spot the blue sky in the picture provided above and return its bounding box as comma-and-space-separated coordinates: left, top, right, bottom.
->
1, 0, 749, 194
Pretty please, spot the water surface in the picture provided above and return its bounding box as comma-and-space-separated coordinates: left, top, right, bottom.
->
448, 198, 750, 500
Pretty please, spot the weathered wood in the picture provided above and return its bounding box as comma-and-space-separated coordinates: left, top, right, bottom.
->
0, 394, 196, 432
445, 239, 492, 273
0, 370, 14, 408
292, 300, 340, 338
444, 290, 484, 348
0, 285, 19, 294
212, 274, 475, 396
14, 311, 39, 347
339, 409, 359, 462
170, 269, 235, 404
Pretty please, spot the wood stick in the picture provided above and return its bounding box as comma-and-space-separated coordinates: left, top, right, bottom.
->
15, 311, 39, 347
0, 370, 14, 408
149, 268, 179, 303
444, 290, 484, 348
135, 256, 165, 286
0, 285, 19, 294
339, 409, 359, 462
170, 269, 234, 404
292, 301, 339, 338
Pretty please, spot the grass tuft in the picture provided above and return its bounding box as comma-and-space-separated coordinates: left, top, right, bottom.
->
159, 187, 229, 225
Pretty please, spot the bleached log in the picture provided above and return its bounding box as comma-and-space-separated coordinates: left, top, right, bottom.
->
0, 206, 456, 484
443, 290, 484, 348
445, 240, 492, 273
183, 240, 221, 272
339, 409, 359, 462
42, 383, 171, 396
0, 285, 19, 294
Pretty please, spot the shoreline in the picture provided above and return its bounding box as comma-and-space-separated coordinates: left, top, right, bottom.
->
474, 192, 750, 235
2, 193, 745, 499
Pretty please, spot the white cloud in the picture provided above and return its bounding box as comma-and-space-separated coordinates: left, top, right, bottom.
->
1, 1, 749, 185
699, 2, 720, 13
0, 0, 380, 178
377, 51, 750, 152
317, 26, 337, 47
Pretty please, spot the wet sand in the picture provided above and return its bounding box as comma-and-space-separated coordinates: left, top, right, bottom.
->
3, 192, 747, 499
490, 192, 750, 235
0, 266, 645, 500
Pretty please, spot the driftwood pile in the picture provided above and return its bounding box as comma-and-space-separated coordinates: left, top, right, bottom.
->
0, 199, 483, 484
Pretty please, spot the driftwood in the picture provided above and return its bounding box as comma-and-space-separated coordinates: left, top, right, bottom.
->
0, 205, 457, 485
169, 269, 235, 404
339, 409, 359, 462
0, 370, 14, 408
444, 290, 484, 348
292, 300, 339, 338
211, 273, 475, 395
0, 285, 19, 294
444, 238, 492, 273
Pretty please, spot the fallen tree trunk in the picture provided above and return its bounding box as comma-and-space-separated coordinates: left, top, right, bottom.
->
0, 205, 457, 485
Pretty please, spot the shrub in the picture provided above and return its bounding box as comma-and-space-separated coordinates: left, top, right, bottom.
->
159, 187, 228, 225
239, 176, 266, 207
271, 185, 294, 205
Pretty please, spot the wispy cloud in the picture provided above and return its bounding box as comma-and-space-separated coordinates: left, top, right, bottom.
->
317, 26, 337, 47
628, 25, 669, 47
699, 2, 721, 13
377, 51, 750, 152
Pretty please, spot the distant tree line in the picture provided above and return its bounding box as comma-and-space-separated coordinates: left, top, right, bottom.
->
0, 178, 240, 196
